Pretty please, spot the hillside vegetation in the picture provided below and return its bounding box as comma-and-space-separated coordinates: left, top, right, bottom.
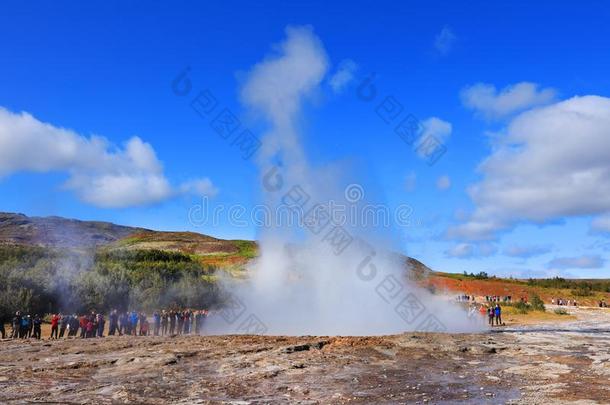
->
0, 212, 144, 247
1, 212, 608, 320
0, 213, 264, 319
428, 272, 610, 306
113, 231, 257, 270
0, 245, 226, 320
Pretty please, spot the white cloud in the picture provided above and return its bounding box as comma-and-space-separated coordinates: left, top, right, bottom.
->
65, 171, 173, 208
445, 243, 474, 258
591, 214, 610, 234
421, 117, 451, 142
436, 175, 451, 190
434, 26, 456, 55
179, 178, 218, 197
504, 244, 551, 258
329, 59, 357, 94
461, 82, 556, 119
416, 117, 452, 159
548, 255, 604, 269
447, 219, 502, 241
449, 95, 610, 240
0, 107, 215, 208
445, 242, 497, 259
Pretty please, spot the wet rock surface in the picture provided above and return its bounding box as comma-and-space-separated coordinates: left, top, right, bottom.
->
1, 308, 608, 404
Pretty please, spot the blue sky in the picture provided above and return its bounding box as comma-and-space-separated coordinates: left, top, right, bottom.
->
1, 1, 610, 278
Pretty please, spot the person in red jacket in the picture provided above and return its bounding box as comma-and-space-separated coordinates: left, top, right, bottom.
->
79, 315, 88, 338
86, 318, 94, 338
50, 314, 60, 339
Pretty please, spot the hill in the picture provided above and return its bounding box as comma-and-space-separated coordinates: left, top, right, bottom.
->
427, 271, 610, 307
0, 212, 259, 316
112, 232, 257, 269
0, 212, 145, 248
0, 212, 430, 273
1, 212, 607, 315
0, 212, 256, 268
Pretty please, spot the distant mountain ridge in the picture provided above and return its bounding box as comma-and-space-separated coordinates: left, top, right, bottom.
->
0, 212, 433, 273
0, 212, 147, 248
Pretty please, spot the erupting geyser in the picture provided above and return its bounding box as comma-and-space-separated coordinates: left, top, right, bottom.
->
207, 26, 479, 335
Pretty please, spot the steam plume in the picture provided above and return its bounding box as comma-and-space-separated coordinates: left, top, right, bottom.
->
208, 26, 479, 335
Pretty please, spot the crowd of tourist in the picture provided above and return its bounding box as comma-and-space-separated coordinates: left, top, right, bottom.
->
0, 313, 43, 339
484, 295, 512, 303
0, 309, 209, 340
457, 294, 515, 304
485, 304, 503, 326
551, 298, 578, 306
465, 302, 503, 326
549, 298, 610, 308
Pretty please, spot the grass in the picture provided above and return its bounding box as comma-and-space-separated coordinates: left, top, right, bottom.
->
502, 306, 576, 325
499, 294, 545, 314
508, 301, 533, 314
115, 235, 146, 247
109, 233, 259, 271
200, 274, 220, 283
232, 240, 258, 259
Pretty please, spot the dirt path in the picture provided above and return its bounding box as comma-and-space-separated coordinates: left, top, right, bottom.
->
493, 306, 610, 404
0, 308, 608, 404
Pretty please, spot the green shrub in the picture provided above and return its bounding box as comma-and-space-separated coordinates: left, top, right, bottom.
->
0, 245, 223, 318
530, 294, 546, 311
233, 240, 258, 259
462, 271, 490, 279
572, 284, 593, 297
513, 301, 531, 314
554, 308, 568, 315
528, 277, 610, 293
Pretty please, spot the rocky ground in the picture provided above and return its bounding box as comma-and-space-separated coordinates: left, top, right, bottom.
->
0, 307, 608, 404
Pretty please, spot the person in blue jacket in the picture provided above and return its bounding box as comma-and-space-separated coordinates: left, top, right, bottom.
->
129, 311, 139, 336
494, 304, 502, 326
